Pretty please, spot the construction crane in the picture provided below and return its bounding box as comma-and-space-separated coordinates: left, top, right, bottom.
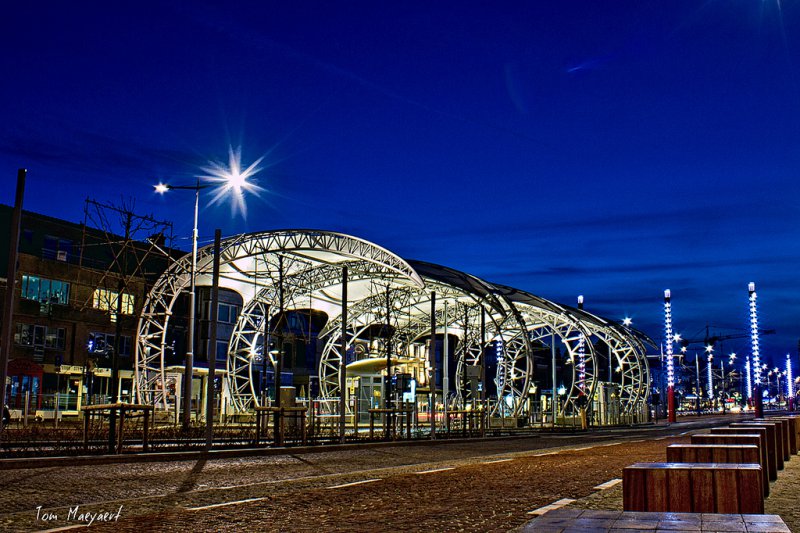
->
677, 325, 776, 350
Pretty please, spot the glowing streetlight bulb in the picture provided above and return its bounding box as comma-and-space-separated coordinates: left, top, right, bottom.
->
154, 183, 170, 194
201, 145, 266, 219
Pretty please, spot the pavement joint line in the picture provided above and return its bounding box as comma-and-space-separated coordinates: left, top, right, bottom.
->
484, 458, 512, 464
415, 467, 455, 474
326, 479, 381, 489
527, 498, 576, 516
571, 446, 593, 451
593, 478, 622, 490
36, 526, 88, 532
532, 451, 560, 456
186, 496, 269, 511
597, 442, 620, 447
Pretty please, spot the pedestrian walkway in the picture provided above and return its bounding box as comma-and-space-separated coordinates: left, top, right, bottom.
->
517, 430, 800, 532
521, 508, 789, 532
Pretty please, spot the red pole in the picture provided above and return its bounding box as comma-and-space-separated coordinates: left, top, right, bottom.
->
667, 386, 676, 423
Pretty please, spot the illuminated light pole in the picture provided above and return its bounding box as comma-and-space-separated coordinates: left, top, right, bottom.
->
621, 317, 632, 383
706, 345, 714, 403
664, 290, 676, 423
787, 353, 794, 410
155, 148, 264, 429
749, 282, 763, 417
745, 355, 752, 402
156, 180, 205, 429
773, 367, 780, 405
577, 295, 586, 392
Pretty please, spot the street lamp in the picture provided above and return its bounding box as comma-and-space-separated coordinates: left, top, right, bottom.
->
155, 180, 206, 429
154, 150, 263, 429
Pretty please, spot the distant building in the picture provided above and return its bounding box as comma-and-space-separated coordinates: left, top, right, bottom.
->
0, 205, 172, 416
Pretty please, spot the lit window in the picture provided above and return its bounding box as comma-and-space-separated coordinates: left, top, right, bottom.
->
92, 288, 135, 319
21, 275, 70, 305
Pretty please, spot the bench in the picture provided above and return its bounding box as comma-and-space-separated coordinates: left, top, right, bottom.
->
729, 422, 781, 474
706, 430, 770, 492
754, 418, 790, 461
623, 462, 763, 514
770, 416, 800, 454
667, 443, 765, 496
740, 419, 788, 470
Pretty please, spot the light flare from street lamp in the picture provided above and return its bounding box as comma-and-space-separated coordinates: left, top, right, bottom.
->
201, 145, 266, 219
154, 183, 170, 194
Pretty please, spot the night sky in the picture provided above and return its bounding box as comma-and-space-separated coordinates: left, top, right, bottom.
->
1, 2, 798, 366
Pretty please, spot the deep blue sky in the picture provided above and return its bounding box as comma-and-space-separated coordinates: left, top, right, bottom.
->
1, 1, 798, 366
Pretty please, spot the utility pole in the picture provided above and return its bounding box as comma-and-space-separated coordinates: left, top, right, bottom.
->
108, 211, 131, 453
443, 301, 449, 432
385, 285, 392, 437
339, 266, 347, 443
429, 292, 436, 439
695, 351, 701, 416
204, 229, 221, 450
0, 170, 25, 445
551, 332, 557, 426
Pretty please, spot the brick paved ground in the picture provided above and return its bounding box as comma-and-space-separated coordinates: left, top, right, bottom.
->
0, 415, 755, 532
1, 435, 689, 532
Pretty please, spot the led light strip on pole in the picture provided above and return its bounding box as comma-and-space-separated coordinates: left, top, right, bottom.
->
706, 350, 714, 400
749, 282, 763, 417
786, 353, 794, 409
664, 289, 676, 423
745, 355, 752, 401
577, 295, 586, 392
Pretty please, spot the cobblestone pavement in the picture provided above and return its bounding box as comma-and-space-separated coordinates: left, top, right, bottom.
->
0, 416, 750, 532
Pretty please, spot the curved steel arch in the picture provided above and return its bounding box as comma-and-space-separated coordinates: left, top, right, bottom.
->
136, 230, 423, 409
136, 228, 650, 424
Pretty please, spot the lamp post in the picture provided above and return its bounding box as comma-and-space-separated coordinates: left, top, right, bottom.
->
155, 148, 264, 428
748, 282, 763, 417
156, 180, 206, 430
663, 290, 676, 423
706, 345, 714, 404
787, 353, 794, 410
577, 296, 585, 393
745, 355, 752, 404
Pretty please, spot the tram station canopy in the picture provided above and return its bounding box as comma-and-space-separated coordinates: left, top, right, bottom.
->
135, 230, 652, 418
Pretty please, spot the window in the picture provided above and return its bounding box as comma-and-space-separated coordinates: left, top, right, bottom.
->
217, 303, 240, 324
202, 302, 240, 323
88, 332, 132, 357
21, 275, 70, 305
216, 340, 228, 361
42, 235, 73, 262
92, 288, 135, 319
14, 324, 65, 350
44, 328, 66, 350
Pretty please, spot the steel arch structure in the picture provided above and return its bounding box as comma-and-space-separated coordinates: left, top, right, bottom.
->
136, 229, 650, 422
135, 230, 423, 408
